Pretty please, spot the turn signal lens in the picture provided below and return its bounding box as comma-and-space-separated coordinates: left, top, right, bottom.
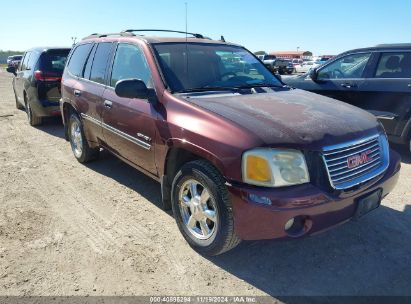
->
246, 155, 272, 182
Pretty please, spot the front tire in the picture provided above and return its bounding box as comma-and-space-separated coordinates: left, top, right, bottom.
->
68, 113, 99, 163
171, 160, 241, 256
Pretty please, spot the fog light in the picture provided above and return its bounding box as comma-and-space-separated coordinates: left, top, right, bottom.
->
284, 218, 295, 231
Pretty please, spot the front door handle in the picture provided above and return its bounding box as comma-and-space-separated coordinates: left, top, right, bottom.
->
408, 84, 411, 88
341, 83, 357, 89
74, 89, 81, 97
104, 100, 113, 108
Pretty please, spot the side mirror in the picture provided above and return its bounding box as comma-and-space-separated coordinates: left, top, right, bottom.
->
308, 68, 318, 81
274, 73, 282, 82
6, 66, 16, 76
115, 79, 148, 99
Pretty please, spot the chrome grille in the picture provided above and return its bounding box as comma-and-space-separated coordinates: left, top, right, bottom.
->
322, 134, 389, 190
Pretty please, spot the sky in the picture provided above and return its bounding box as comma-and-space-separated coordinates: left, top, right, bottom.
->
1, 0, 410, 55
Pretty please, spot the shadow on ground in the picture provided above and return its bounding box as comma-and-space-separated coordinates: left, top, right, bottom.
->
85, 150, 166, 212
207, 204, 411, 297
34, 117, 65, 139
31, 118, 411, 296
81, 151, 411, 297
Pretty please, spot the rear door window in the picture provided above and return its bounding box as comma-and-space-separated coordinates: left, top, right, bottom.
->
27, 52, 39, 70
90, 43, 113, 85
374, 52, 411, 78
21, 52, 31, 70
83, 44, 97, 80
39, 50, 70, 74
66, 43, 93, 77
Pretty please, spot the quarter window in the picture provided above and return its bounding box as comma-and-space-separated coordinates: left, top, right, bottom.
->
318, 53, 371, 79
90, 43, 113, 85
110, 43, 152, 87
374, 52, 411, 78
66, 43, 93, 77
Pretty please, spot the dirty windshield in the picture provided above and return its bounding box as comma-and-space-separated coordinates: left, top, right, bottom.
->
152, 43, 283, 93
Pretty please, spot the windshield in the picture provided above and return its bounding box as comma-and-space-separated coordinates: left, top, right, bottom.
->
152, 43, 282, 93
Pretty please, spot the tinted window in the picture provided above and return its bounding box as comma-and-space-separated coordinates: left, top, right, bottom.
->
27, 52, 39, 69
318, 53, 371, 79
83, 44, 97, 80
39, 50, 70, 74
375, 52, 411, 78
21, 52, 31, 70
90, 43, 113, 85
110, 43, 152, 87
67, 43, 93, 77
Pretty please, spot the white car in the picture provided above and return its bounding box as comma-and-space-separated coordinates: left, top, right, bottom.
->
295, 61, 317, 73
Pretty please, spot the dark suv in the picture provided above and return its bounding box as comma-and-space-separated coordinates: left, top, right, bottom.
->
60, 30, 400, 255
283, 44, 411, 152
7, 47, 71, 126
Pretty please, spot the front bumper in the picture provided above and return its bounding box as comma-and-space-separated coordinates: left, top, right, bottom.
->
227, 149, 401, 240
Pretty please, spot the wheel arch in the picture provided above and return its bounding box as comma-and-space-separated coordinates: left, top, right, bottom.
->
160, 139, 226, 210
62, 102, 79, 141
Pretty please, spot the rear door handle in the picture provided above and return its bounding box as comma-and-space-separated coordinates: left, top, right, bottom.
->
408, 84, 411, 88
341, 83, 357, 89
104, 100, 113, 108
74, 89, 81, 97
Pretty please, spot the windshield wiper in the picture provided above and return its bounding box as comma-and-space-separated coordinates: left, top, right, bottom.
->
234, 83, 284, 89
177, 84, 284, 94
177, 86, 241, 93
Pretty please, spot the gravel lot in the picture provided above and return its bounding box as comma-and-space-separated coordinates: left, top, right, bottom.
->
0, 68, 410, 298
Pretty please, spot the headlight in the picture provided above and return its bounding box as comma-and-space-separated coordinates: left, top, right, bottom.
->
242, 148, 310, 187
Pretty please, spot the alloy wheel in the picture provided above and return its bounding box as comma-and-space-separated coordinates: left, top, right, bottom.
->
70, 120, 83, 158
178, 179, 218, 240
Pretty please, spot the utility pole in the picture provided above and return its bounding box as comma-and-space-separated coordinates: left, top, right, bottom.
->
71, 37, 77, 47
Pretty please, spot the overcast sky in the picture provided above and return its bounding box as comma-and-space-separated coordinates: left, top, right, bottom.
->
1, 0, 410, 55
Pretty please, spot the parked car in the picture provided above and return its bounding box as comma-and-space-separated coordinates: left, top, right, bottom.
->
261, 55, 291, 74
7, 47, 71, 126
283, 43, 411, 153
291, 58, 303, 66
7, 55, 22, 68
60, 30, 400, 256
294, 61, 316, 73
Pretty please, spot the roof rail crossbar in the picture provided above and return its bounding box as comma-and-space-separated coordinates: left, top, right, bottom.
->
82, 32, 135, 40
122, 29, 205, 39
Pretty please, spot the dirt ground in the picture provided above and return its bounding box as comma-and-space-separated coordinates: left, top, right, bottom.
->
0, 68, 410, 298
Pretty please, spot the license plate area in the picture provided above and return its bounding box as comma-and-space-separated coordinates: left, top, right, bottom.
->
354, 189, 382, 218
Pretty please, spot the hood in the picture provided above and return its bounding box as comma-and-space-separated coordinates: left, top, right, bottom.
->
186, 89, 380, 150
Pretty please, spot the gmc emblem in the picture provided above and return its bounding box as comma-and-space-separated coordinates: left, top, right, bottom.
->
347, 150, 373, 169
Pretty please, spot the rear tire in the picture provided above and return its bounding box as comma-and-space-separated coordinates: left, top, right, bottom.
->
25, 99, 42, 126
14, 92, 24, 110
68, 112, 99, 163
171, 160, 241, 256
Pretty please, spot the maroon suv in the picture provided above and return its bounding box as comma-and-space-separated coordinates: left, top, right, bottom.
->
60, 30, 401, 255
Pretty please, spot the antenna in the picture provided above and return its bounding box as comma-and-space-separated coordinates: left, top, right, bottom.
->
185, 2, 188, 40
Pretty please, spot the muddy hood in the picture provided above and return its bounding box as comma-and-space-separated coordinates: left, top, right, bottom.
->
187, 89, 380, 150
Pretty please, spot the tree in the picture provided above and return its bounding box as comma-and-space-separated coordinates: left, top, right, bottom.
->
254, 51, 267, 56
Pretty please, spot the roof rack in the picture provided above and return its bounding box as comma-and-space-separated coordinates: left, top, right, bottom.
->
82, 32, 135, 40
121, 29, 205, 39
375, 43, 411, 48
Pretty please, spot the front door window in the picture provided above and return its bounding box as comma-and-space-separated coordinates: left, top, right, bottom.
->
318, 53, 372, 80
